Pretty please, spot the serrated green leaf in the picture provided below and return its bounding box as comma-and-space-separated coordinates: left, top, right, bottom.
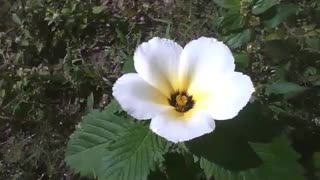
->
198, 136, 304, 180
252, 0, 280, 15
248, 136, 304, 180
98, 124, 169, 180
199, 157, 242, 180
264, 3, 298, 28
225, 29, 252, 49
65, 106, 130, 177
105, 100, 122, 113
65, 101, 169, 180
212, 0, 241, 9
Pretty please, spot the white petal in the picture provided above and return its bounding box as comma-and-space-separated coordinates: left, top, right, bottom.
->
134, 37, 183, 96
112, 73, 169, 120
179, 37, 235, 89
150, 110, 215, 143
207, 72, 255, 120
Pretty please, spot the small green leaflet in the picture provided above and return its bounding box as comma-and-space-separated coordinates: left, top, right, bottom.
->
218, 13, 245, 32
198, 136, 305, 180
234, 52, 250, 69
264, 3, 299, 28
225, 29, 252, 49
252, 0, 280, 15
12, 13, 22, 25
65, 101, 169, 180
212, 0, 241, 9
265, 80, 308, 98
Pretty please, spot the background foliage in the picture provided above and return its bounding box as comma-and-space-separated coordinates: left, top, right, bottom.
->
0, 0, 320, 179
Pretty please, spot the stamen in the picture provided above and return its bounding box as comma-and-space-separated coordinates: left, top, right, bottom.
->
168, 91, 195, 112
176, 95, 188, 106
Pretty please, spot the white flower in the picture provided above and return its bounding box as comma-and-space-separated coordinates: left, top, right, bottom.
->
113, 37, 255, 143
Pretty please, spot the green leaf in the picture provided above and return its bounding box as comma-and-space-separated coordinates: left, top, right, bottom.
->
85, 92, 94, 113
65, 103, 129, 177
212, 0, 241, 9
92, 6, 105, 14
186, 103, 283, 171
106, 100, 122, 113
65, 102, 169, 179
21, 39, 29, 47
248, 136, 304, 180
198, 157, 217, 180
122, 56, 135, 73
225, 29, 252, 49
187, 124, 262, 171
303, 66, 318, 76
252, 0, 280, 15
263, 29, 287, 41
313, 152, 320, 170
198, 136, 304, 180
234, 52, 250, 68
305, 37, 320, 50
264, 3, 299, 28
98, 125, 169, 180
164, 153, 202, 180
12, 13, 22, 25
116, 28, 127, 45
165, 23, 172, 39
0, 0, 10, 17
0, 89, 5, 105
265, 80, 308, 97
262, 40, 298, 60
227, 103, 283, 143
218, 13, 245, 32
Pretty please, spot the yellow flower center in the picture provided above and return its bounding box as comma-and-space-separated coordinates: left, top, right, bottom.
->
168, 91, 195, 113
176, 94, 188, 106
